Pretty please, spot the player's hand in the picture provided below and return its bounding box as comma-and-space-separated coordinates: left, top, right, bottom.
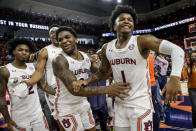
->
107, 82, 132, 100
161, 76, 184, 104
21, 80, 31, 87
7, 119, 18, 131
72, 80, 88, 92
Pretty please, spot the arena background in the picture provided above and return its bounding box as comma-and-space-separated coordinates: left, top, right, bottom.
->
0, 0, 196, 130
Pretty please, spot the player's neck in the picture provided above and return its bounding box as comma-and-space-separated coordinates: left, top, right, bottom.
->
12, 60, 27, 69
116, 34, 131, 49
118, 31, 132, 38
70, 50, 83, 60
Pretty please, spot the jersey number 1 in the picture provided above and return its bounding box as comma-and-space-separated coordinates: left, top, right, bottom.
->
121, 70, 126, 83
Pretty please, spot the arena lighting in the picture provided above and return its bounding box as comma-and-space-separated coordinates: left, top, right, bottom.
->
78, 38, 94, 45
117, 0, 121, 3
102, 33, 115, 37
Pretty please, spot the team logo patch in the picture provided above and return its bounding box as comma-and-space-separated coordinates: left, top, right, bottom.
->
86, 58, 90, 63
144, 120, 152, 131
13, 78, 18, 84
128, 44, 134, 50
62, 119, 71, 128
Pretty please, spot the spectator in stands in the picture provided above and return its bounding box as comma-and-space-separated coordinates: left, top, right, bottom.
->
155, 54, 169, 90
181, 51, 196, 131
149, 52, 160, 130
155, 54, 170, 110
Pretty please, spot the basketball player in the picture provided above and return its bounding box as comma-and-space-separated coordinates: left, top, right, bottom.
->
22, 25, 62, 130
23, 25, 61, 113
52, 26, 131, 131
73, 5, 185, 131
0, 38, 49, 131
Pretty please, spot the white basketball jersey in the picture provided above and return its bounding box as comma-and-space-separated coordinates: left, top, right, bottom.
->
54, 51, 91, 116
6, 63, 42, 123
106, 36, 152, 110
45, 44, 62, 87
44, 44, 62, 110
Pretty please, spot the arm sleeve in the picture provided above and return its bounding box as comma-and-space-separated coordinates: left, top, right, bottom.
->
159, 40, 185, 77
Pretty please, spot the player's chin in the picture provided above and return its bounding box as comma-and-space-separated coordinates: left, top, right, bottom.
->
21, 58, 28, 62
53, 39, 58, 43
64, 49, 72, 55
121, 29, 132, 34
121, 31, 132, 36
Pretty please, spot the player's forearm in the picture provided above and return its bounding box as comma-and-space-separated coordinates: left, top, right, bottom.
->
72, 86, 108, 96
170, 48, 184, 77
57, 70, 108, 96
28, 71, 43, 85
86, 70, 105, 84
38, 81, 56, 95
42, 85, 56, 95
0, 97, 11, 122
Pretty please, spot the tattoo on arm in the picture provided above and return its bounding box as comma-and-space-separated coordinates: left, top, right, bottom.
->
75, 85, 107, 96
138, 34, 162, 58
0, 67, 11, 122
140, 34, 161, 44
140, 35, 161, 47
52, 55, 77, 94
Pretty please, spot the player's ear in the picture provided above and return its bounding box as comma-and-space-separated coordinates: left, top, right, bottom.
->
113, 24, 117, 32
75, 38, 78, 44
113, 17, 119, 32
12, 49, 16, 56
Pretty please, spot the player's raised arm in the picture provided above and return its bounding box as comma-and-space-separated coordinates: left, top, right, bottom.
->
23, 48, 48, 86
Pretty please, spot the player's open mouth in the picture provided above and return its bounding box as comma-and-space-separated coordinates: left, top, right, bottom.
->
63, 44, 71, 49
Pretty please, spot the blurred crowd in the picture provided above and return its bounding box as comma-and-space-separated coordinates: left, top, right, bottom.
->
0, 4, 195, 37
137, 4, 195, 30
0, 37, 101, 66
0, 8, 104, 36
0, 4, 196, 66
